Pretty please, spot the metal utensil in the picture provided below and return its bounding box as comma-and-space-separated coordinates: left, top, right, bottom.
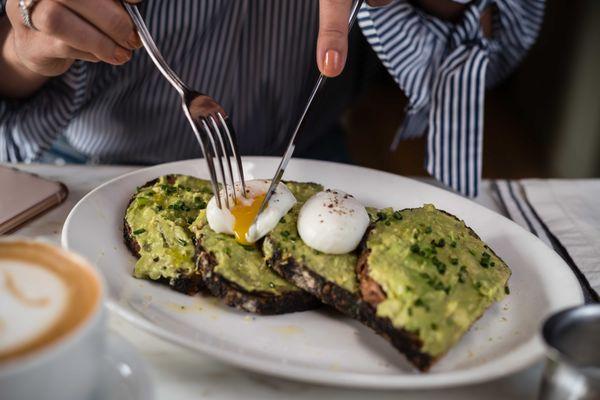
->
123, 2, 246, 209
255, 0, 365, 218
539, 304, 600, 400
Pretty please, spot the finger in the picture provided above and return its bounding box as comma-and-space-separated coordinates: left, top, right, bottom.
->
317, 0, 352, 77
54, 42, 101, 63
54, 0, 141, 50
32, 1, 131, 65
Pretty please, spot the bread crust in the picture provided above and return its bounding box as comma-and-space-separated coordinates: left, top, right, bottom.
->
196, 243, 321, 315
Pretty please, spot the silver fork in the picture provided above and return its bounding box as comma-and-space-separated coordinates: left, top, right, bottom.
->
123, 2, 246, 209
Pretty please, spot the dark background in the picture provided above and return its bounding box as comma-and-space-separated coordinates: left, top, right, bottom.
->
344, 0, 600, 179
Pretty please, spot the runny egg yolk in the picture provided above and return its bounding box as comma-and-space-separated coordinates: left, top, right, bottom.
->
231, 193, 267, 245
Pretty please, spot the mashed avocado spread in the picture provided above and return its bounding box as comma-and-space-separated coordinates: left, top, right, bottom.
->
366, 205, 511, 356
263, 182, 360, 293
190, 209, 299, 295
125, 175, 213, 282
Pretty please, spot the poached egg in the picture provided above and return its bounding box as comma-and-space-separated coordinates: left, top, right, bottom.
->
206, 179, 296, 245
297, 189, 369, 254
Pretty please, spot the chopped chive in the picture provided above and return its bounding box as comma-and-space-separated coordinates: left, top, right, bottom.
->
450, 241, 457, 248
393, 210, 403, 220
505, 286, 510, 295
425, 226, 433, 234
133, 228, 146, 235
177, 238, 188, 246
450, 257, 459, 265
410, 244, 420, 253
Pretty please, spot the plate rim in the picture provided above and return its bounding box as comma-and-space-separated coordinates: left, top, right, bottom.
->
62, 157, 584, 389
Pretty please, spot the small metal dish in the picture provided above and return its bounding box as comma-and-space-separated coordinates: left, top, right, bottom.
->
540, 304, 600, 399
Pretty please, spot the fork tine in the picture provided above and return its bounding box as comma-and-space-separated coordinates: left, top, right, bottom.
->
209, 115, 237, 205
217, 113, 247, 198
189, 116, 222, 209
201, 119, 231, 209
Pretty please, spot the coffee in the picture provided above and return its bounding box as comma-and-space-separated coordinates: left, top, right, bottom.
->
0, 241, 101, 362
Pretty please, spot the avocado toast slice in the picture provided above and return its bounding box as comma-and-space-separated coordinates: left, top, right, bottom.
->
263, 182, 365, 318
190, 181, 321, 315
124, 175, 213, 295
357, 205, 511, 370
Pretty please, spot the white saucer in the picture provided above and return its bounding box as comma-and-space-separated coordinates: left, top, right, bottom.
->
93, 333, 153, 400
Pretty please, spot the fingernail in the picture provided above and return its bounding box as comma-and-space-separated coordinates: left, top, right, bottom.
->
127, 31, 142, 49
324, 49, 341, 77
114, 47, 131, 64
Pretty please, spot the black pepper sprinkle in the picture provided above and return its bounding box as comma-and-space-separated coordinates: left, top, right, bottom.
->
505, 286, 510, 295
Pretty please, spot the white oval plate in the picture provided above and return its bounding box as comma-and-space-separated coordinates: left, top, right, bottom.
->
62, 157, 583, 389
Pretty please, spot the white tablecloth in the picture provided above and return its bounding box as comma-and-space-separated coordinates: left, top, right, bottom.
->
7, 164, 543, 400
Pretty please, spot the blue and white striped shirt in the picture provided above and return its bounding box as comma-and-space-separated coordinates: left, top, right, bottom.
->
0, 0, 544, 196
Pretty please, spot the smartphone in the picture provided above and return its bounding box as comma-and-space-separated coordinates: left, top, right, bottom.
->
0, 166, 68, 234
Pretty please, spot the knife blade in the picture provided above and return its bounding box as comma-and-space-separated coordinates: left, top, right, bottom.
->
254, 0, 365, 220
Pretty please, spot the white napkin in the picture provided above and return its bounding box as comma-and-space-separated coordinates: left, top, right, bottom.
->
520, 179, 600, 295
494, 179, 599, 300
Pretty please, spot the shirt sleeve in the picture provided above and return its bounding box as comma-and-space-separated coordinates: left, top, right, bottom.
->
358, 0, 545, 197
0, 2, 90, 162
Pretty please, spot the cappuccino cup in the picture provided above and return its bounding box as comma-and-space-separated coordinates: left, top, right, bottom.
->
0, 240, 105, 400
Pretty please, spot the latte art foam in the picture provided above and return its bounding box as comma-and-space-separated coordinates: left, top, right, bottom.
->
0, 261, 68, 354
0, 242, 100, 363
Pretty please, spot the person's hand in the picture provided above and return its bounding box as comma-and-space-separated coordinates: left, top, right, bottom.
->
3, 0, 143, 77
317, 0, 391, 77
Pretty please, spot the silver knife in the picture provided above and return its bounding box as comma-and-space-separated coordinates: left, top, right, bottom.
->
255, 0, 365, 218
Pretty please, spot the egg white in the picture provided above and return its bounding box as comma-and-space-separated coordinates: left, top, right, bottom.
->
297, 189, 369, 254
206, 179, 296, 244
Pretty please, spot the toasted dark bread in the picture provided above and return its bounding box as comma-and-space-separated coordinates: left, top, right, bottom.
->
123, 174, 212, 295
265, 244, 361, 317
195, 242, 321, 315
355, 206, 511, 371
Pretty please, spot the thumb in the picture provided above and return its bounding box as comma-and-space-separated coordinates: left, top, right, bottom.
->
317, 0, 352, 77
